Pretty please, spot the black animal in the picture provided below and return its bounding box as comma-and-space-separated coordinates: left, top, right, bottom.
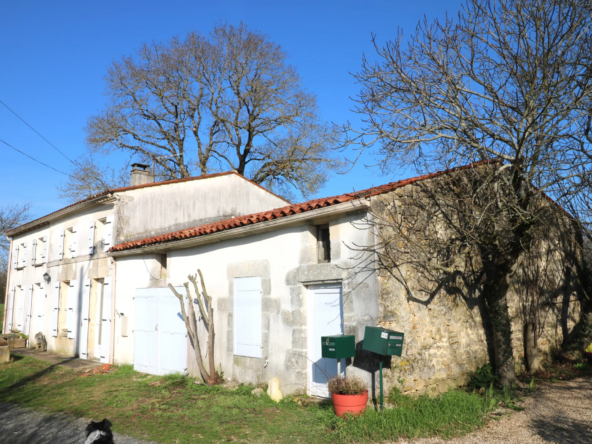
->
85, 418, 114, 444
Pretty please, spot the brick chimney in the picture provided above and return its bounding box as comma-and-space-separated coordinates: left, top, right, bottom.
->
130, 163, 153, 186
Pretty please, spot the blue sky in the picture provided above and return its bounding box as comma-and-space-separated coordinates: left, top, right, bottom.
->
0, 0, 461, 219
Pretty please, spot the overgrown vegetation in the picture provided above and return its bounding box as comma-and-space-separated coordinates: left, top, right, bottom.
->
327, 375, 368, 395
0, 303, 4, 332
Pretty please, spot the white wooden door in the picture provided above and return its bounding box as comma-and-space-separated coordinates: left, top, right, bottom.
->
94, 280, 104, 360
79, 279, 91, 359
99, 277, 113, 363
159, 288, 188, 375
16, 287, 25, 331
6, 287, 15, 332
24, 285, 33, 335
34, 283, 45, 336
133, 287, 187, 375
307, 285, 344, 398
133, 288, 159, 374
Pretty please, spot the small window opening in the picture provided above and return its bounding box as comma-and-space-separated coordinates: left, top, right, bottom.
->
317, 225, 331, 263
95, 219, 106, 249
35, 237, 45, 265
63, 228, 73, 259
17, 243, 26, 268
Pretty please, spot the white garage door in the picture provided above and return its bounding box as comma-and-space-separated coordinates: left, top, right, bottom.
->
134, 287, 187, 375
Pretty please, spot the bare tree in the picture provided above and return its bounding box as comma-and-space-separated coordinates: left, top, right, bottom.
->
0, 203, 31, 301
57, 154, 128, 202
85, 23, 342, 200
343, 0, 592, 384
168, 270, 218, 385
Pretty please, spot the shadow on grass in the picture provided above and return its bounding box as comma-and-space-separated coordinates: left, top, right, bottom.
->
0, 355, 78, 396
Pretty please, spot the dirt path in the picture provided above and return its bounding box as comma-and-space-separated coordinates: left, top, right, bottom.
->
396, 377, 592, 444
0, 403, 155, 444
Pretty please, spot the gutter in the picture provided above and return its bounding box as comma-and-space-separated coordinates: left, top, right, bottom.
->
109, 199, 370, 257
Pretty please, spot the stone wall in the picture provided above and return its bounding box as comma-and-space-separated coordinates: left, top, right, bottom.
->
370, 182, 585, 396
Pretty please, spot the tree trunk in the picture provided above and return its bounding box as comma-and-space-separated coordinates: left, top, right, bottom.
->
482, 257, 518, 386
524, 321, 541, 372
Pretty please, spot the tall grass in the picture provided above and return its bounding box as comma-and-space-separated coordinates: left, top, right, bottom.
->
323, 387, 498, 442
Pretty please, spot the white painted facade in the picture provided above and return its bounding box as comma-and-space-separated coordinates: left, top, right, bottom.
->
3, 172, 288, 363
112, 206, 379, 396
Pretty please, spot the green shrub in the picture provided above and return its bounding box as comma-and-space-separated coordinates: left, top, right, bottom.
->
468, 363, 499, 390
324, 388, 496, 442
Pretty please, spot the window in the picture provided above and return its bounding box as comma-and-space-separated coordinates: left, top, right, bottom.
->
32, 236, 48, 266
233, 277, 262, 358
92, 216, 114, 253
59, 227, 78, 260
317, 225, 331, 263
15, 242, 27, 268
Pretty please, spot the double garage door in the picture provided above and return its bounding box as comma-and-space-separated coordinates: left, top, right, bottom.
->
134, 287, 187, 375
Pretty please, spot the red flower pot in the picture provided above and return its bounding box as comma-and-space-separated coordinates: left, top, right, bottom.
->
331, 391, 369, 417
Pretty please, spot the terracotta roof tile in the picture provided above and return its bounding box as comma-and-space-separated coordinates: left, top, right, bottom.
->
110, 160, 499, 253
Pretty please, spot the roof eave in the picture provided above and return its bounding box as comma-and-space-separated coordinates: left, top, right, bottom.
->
7, 194, 117, 237
109, 199, 370, 257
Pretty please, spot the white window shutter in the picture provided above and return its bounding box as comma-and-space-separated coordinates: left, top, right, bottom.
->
41, 236, 47, 262
37, 283, 45, 320
233, 277, 262, 358
25, 285, 33, 335
17, 287, 25, 330
80, 279, 91, 359
58, 230, 65, 260
67, 280, 79, 339
7, 287, 15, 332
88, 220, 95, 255
100, 276, 113, 363
21, 243, 27, 268
71, 226, 78, 258
31, 239, 37, 266
51, 282, 60, 337
13, 245, 19, 269
103, 216, 114, 252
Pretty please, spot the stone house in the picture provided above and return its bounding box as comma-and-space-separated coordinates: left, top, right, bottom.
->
4, 162, 585, 399
3, 165, 287, 362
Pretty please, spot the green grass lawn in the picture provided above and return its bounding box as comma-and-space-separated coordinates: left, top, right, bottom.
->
0, 355, 502, 443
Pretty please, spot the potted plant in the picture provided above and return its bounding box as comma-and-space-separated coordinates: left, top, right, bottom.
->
585, 343, 592, 362
328, 375, 368, 417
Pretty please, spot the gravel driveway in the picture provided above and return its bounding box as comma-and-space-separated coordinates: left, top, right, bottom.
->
0, 403, 155, 444
395, 376, 592, 444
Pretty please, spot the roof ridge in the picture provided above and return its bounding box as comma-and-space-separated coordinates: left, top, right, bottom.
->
8, 170, 288, 236
110, 160, 499, 253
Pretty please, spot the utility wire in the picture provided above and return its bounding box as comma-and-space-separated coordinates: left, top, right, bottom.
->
0, 139, 68, 175
0, 99, 74, 163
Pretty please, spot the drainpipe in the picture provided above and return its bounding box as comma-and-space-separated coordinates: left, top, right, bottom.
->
3, 236, 13, 334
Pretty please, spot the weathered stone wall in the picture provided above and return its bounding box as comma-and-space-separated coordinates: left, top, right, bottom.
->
371, 183, 584, 397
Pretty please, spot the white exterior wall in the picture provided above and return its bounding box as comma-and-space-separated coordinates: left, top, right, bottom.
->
114, 209, 380, 395
116, 174, 288, 243
4, 203, 116, 358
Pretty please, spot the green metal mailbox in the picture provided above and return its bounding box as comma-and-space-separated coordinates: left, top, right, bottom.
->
363, 326, 404, 356
362, 326, 405, 411
321, 335, 356, 360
